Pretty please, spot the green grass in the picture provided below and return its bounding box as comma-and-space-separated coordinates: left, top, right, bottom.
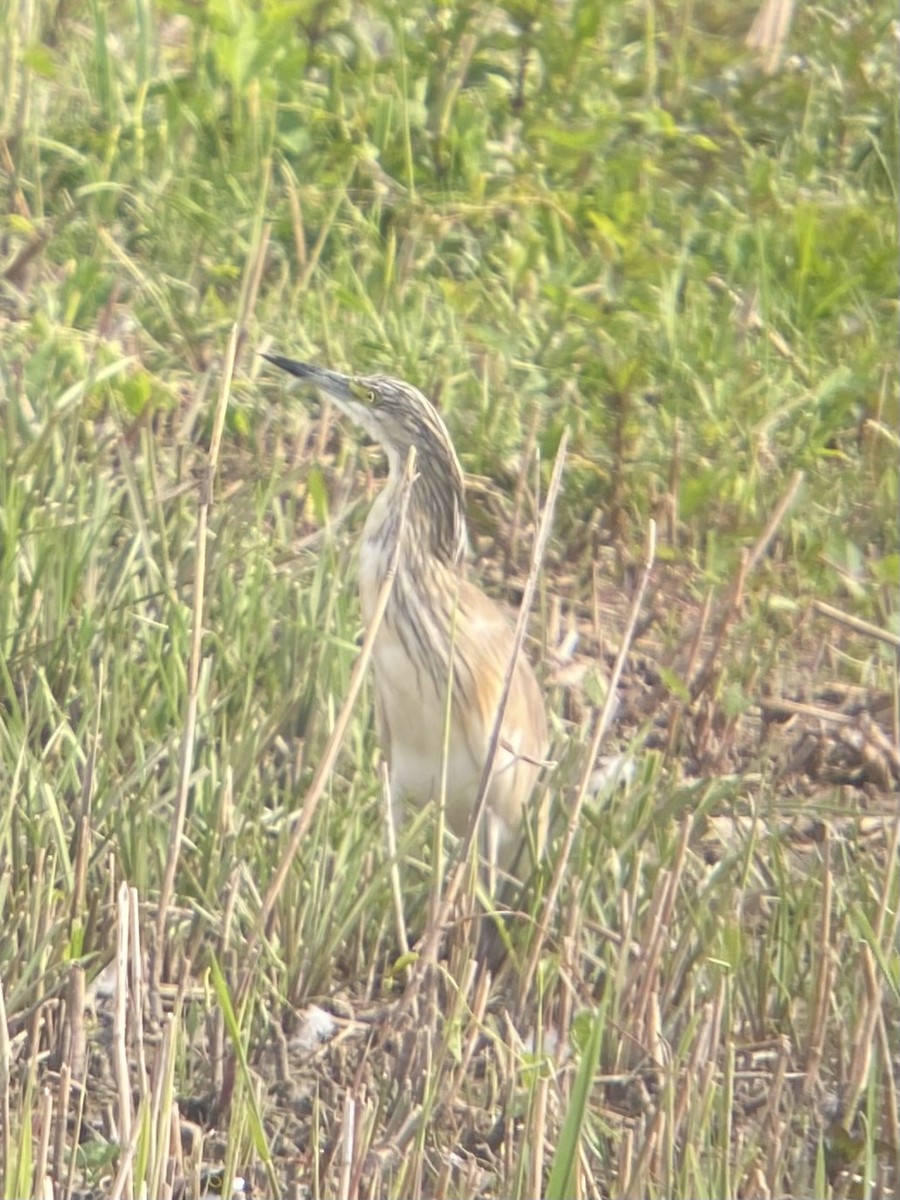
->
1, 1, 898, 1197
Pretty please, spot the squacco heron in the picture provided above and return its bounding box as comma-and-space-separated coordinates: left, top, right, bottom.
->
265, 355, 548, 881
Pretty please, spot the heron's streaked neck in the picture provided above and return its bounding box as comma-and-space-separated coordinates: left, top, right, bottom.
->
365, 454, 466, 571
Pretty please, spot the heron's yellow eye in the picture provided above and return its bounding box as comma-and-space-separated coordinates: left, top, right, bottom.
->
367, 389, 376, 403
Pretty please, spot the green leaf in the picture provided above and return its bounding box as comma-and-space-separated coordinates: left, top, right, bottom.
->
307, 463, 330, 525
546, 1007, 605, 1200
208, 956, 274, 1166
658, 665, 690, 702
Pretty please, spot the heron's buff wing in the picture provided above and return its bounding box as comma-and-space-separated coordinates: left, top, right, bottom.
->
454, 579, 548, 853
455, 580, 546, 747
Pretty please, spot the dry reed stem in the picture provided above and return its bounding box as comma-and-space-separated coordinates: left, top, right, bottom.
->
63, 969, 87, 1076
108, 1067, 147, 1191
128, 888, 148, 1103
698, 978, 726, 1119
759, 696, 860, 725
71, 661, 101, 931
876, 1007, 900, 1178
874, 805, 900, 948
665, 585, 713, 755
347, 1091, 376, 1200
113, 882, 133, 1196
505, 400, 541, 577
238, 220, 271, 333
527, 1073, 549, 1199
382, 761, 409, 956
51, 1061, 71, 1192
557, 898, 579, 1057
804, 826, 833, 1093
33, 1085, 52, 1200
67, 1084, 87, 1199
628, 1098, 665, 1199
26, 850, 49, 1083
630, 823, 691, 1046
871, 807, 900, 1177
842, 944, 881, 1131
616, 1126, 634, 1197
813, 598, 900, 650
763, 1036, 791, 1195
747, 0, 798, 71
690, 548, 748, 703
746, 469, 805, 573
283, 163, 308, 270
148, 1017, 177, 1200
154, 322, 237, 1002
520, 518, 657, 1008
65, 963, 86, 1084
671, 998, 714, 1138
221, 873, 241, 962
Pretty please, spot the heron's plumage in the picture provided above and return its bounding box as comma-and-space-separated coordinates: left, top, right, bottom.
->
265, 354, 547, 876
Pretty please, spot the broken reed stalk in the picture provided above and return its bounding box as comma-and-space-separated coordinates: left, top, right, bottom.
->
759, 696, 857, 725
746, 469, 804, 573
51, 1061, 72, 1194
813, 598, 900, 650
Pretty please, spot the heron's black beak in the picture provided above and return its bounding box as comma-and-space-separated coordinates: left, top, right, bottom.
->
262, 354, 358, 405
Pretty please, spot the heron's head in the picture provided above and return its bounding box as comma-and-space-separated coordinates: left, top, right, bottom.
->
265, 355, 467, 564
